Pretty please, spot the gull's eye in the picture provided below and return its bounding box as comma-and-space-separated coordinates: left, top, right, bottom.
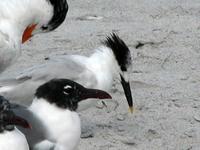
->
63, 85, 73, 95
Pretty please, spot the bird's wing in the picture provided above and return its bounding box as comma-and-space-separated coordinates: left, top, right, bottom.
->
0, 55, 97, 105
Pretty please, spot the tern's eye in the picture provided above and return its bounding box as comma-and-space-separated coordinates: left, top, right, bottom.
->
42, 26, 48, 30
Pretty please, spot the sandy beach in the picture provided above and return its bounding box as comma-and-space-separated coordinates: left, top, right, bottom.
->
1, 0, 200, 149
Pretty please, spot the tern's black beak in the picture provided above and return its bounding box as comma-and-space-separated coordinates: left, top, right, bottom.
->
120, 75, 133, 113
4, 114, 31, 129
80, 88, 112, 101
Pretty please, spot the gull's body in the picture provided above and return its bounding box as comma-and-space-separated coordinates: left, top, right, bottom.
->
0, 0, 68, 73
0, 33, 133, 111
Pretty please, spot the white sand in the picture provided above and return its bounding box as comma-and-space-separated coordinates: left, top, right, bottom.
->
1, 0, 200, 149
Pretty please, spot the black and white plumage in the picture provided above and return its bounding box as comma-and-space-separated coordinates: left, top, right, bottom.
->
0, 96, 31, 150
0, 33, 133, 112
11, 79, 111, 150
0, 0, 68, 73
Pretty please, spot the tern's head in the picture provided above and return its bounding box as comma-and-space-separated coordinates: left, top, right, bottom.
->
22, 0, 68, 43
35, 79, 112, 111
0, 96, 31, 133
103, 33, 133, 112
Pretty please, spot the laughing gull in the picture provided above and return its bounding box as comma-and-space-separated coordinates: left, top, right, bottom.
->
0, 33, 133, 112
0, 96, 31, 150
11, 78, 112, 150
0, 0, 68, 73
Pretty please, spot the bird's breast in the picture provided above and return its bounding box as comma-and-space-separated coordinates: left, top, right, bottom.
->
29, 99, 81, 145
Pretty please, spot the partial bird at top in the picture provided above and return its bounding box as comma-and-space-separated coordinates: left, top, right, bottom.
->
0, 0, 68, 73
0, 33, 134, 112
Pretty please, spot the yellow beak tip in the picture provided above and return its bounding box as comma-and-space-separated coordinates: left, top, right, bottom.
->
129, 107, 134, 114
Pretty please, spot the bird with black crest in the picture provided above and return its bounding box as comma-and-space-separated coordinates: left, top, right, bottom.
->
0, 33, 134, 113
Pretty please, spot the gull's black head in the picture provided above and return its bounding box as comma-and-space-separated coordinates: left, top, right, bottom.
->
35, 79, 112, 111
0, 96, 31, 133
103, 33, 134, 112
42, 0, 68, 32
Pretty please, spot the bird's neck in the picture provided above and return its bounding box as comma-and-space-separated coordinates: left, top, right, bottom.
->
86, 46, 120, 91
29, 98, 71, 122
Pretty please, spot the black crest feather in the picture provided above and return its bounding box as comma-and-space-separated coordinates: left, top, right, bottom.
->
103, 33, 132, 72
43, 0, 68, 31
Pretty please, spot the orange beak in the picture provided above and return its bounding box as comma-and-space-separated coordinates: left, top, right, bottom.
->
22, 24, 37, 44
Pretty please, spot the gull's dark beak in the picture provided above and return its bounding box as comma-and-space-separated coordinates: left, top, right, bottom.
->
80, 88, 112, 101
120, 75, 133, 113
5, 114, 31, 129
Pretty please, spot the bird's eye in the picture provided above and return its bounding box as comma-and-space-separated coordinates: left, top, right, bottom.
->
42, 26, 48, 30
63, 85, 73, 95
